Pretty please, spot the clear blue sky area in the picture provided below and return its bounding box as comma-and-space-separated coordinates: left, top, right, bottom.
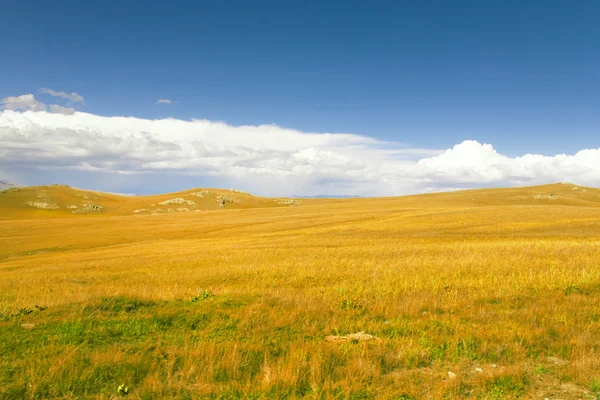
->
1, 0, 598, 155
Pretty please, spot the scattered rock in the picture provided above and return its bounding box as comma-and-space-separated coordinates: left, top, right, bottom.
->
67, 205, 78, 209
324, 332, 379, 343
26, 201, 59, 209
573, 187, 579, 190
474, 367, 483, 373
447, 371, 457, 380
133, 209, 146, 214
21, 324, 35, 330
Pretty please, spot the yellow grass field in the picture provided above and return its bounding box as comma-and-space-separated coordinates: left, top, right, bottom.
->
1, 183, 600, 399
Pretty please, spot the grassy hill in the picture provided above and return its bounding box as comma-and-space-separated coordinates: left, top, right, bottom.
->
1, 183, 600, 398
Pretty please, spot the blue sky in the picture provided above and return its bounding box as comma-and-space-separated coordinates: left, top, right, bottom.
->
1, 1, 599, 195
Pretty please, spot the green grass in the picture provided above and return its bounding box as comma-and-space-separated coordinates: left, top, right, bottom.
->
1, 290, 593, 398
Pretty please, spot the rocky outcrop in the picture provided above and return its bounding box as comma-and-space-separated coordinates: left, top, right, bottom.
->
191, 190, 214, 198
216, 195, 238, 208
26, 201, 59, 209
276, 199, 302, 206
72, 204, 105, 213
534, 194, 557, 200
158, 198, 195, 206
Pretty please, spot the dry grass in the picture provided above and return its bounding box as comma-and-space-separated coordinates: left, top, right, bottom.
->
1, 183, 600, 399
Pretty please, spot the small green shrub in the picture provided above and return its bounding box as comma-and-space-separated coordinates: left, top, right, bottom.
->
191, 289, 214, 302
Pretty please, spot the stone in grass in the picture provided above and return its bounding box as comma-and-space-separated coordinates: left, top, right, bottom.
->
546, 356, 568, 366
447, 371, 457, 380
324, 331, 379, 343
21, 323, 35, 330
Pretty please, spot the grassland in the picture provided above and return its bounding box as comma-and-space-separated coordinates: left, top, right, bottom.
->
1, 183, 600, 399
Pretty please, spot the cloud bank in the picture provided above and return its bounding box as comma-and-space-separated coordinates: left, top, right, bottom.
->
0, 109, 599, 196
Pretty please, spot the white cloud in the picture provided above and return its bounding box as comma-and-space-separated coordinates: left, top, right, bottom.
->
39, 88, 84, 104
1, 94, 46, 112
0, 110, 598, 196
156, 99, 173, 104
49, 104, 76, 115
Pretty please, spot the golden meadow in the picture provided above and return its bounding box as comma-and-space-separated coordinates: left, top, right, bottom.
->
1, 183, 600, 399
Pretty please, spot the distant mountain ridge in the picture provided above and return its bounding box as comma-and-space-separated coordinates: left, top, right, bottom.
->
0, 180, 18, 191
294, 195, 363, 199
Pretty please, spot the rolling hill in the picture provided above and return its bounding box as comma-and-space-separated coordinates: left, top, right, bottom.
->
1, 182, 599, 221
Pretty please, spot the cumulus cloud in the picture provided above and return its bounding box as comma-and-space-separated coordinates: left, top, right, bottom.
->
39, 88, 84, 104
0, 110, 598, 196
156, 99, 173, 104
1, 94, 47, 112
416, 141, 600, 186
